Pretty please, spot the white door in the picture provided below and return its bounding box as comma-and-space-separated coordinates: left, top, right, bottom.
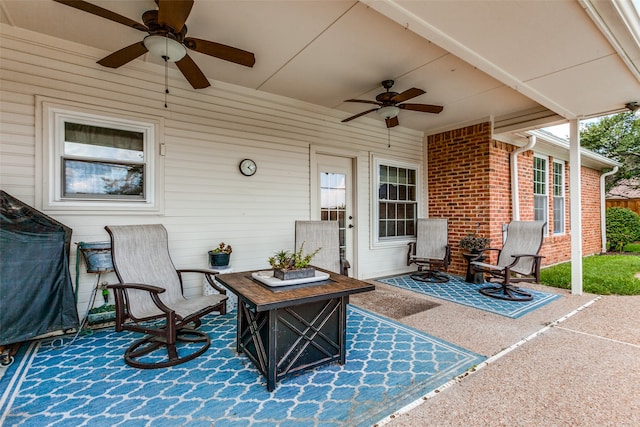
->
314, 154, 354, 276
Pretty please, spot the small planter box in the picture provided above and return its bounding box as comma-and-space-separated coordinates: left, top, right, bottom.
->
273, 267, 315, 281
78, 241, 114, 273
87, 305, 116, 324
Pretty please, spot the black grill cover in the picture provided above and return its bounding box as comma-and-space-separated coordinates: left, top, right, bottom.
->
0, 191, 79, 345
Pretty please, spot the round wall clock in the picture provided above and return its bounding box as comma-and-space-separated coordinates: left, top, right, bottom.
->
239, 158, 257, 176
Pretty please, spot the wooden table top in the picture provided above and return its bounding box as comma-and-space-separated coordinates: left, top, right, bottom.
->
215, 268, 375, 312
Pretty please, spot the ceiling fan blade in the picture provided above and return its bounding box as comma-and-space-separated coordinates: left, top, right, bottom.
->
391, 88, 425, 103
97, 42, 148, 68
385, 116, 399, 128
341, 108, 378, 123
157, 0, 194, 33
343, 99, 382, 106
53, 0, 147, 32
399, 103, 444, 114
175, 54, 211, 89
184, 37, 255, 67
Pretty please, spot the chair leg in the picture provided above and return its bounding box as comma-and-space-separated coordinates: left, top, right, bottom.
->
478, 274, 533, 302
410, 264, 449, 283
123, 329, 211, 369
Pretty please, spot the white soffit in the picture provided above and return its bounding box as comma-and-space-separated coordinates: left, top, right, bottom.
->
366, 0, 640, 120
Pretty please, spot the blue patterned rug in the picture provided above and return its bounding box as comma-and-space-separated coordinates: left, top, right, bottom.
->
378, 274, 561, 318
0, 306, 484, 427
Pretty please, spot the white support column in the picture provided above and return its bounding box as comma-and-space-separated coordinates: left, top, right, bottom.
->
569, 119, 583, 295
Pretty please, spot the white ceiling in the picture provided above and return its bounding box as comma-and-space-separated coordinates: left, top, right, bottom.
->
1, 0, 639, 135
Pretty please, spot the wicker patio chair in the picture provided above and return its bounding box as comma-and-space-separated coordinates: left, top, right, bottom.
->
471, 221, 546, 301
295, 220, 350, 275
407, 218, 451, 283
105, 224, 227, 369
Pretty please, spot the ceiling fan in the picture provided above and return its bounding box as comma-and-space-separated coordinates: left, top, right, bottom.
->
53, 0, 255, 89
341, 80, 443, 128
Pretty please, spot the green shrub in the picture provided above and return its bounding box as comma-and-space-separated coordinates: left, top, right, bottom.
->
606, 207, 640, 252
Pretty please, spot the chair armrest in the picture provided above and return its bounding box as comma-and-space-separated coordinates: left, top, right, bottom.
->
107, 282, 174, 318
470, 261, 502, 271
178, 269, 227, 295
505, 253, 544, 268
407, 242, 416, 266
511, 254, 544, 259
107, 283, 165, 293
340, 257, 351, 276
482, 248, 502, 253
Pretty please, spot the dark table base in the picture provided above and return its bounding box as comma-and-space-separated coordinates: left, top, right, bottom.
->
237, 296, 347, 392
463, 253, 487, 284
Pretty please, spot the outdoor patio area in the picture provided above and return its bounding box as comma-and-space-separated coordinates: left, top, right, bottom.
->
2, 275, 638, 426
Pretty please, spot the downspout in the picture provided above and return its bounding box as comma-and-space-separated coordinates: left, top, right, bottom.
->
600, 166, 619, 252
511, 135, 537, 220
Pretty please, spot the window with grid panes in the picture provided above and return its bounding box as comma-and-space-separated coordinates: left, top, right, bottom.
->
552, 160, 565, 234
377, 163, 417, 240
533, 155, 548, 233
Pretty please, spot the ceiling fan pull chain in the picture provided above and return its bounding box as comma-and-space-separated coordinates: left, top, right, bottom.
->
164, 54, 169, 109
388, 127, 391, 148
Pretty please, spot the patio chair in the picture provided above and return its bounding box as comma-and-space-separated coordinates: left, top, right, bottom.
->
105, 224, 228, 369
470, 221, 546, 301
407, 218, 451, 283
295, 220, 350, 275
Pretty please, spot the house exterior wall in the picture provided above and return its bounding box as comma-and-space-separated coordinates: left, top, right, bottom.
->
427, 123, 605, 276
0, 26, 424, 314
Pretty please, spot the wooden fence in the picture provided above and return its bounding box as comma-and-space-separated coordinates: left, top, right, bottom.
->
606, 199, 640, 216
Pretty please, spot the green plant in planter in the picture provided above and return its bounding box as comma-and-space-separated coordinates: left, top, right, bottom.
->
459, 223, 491, 252
209, 242, 233, 267
211, 242, 233, 254
268, 242, 321, 280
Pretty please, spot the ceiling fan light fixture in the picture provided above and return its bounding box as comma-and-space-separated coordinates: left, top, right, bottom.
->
143, 35, 186, 62
625, 101, 640, 117
376, 105, 400, 119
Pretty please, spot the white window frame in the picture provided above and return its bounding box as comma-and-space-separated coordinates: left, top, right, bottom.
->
533, 154, 548, 234
372, 156, 421, 247
552, 160, 565, 235
37, 98, 164, 214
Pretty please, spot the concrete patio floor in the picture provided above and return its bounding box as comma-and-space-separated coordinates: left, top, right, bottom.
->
351, 282, 640, 426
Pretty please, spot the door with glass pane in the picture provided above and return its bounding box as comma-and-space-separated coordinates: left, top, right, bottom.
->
315, 154, 354, 275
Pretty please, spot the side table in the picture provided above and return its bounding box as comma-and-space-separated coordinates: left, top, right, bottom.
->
462, 252, 486, 284
203, 265, 237, 312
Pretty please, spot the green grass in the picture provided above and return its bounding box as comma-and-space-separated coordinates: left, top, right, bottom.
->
540, 255, 640, 295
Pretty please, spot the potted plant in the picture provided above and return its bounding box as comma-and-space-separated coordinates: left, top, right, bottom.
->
209, 242, 232, 267
268, 242, 321, 280
459, 223, 491, 254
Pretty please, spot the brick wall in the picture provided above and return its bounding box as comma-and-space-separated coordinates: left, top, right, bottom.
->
427, 123, 493, 274
427, 123, 605, 276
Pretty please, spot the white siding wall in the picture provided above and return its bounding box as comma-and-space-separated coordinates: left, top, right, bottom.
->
0, 25, 423, 314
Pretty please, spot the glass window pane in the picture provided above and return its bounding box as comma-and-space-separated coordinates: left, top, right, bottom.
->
408, 185, 416, 201
387, 204, 396, 219
63, 159, 143, 198
380, 165, 388, 183
379, 202, 387, 219
64, 122, 144, 162
379, 221, 387, 238
399, 168, 407, 184
389, 167, 398, 183
397, 203, 406, 220
407, 169, 416, 185
399, 185, 407, 200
